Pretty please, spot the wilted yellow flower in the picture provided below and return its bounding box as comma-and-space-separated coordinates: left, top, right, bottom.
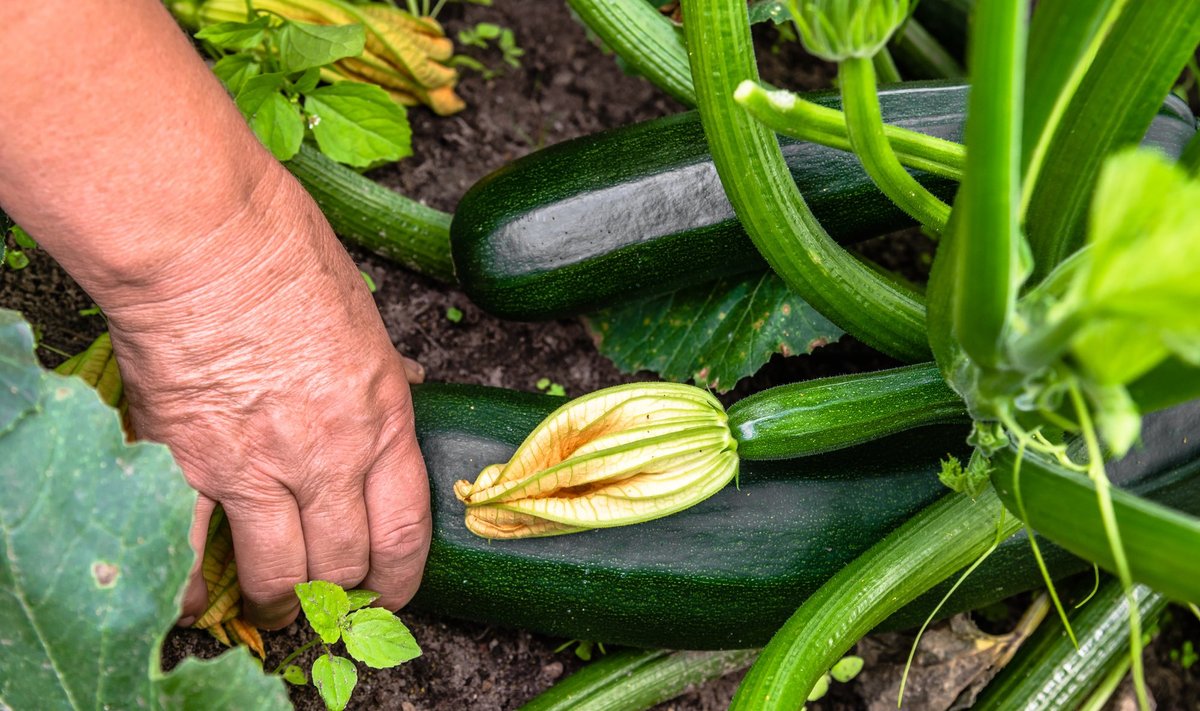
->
191, 0, 465, 115
455, 383, 739, 539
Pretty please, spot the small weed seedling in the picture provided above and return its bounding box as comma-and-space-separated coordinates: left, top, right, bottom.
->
536, 377, 566, 397
2, 224, 36, 271
553, 638, 607, 661
276, 581, 422, 711
445, 306, 464, 323
453, 22, 524, 79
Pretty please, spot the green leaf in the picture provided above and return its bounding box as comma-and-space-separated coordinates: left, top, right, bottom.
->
295, 580, 351, 644
0, 309, 289, 710
5, 249, 29, 270
1070, 150, 1200, 384
196, 17, 269, 51
293, 66, 322, 94
0, 311, 41, 434
585, 272, 843, 392
155, 648, 291, 709
312, 654, 357, 711
234, 72, 286, 119
276, 20, 365, 74
248, 92, 304, 161
282, 664, 308, 686
213, 54, 261, 95
341, 608, 422, 669
10, 225, 35, 250
345, 589, 380, 611
304, 83, 412, 167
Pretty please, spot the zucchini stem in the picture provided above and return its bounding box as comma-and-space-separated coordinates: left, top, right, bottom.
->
681, 0, 931, 362
566, 0, 694, 106
839, 57, 951, 231
733, 80, 966, 181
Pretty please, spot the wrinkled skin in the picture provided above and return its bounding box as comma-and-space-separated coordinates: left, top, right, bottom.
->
0, 1, 431, 627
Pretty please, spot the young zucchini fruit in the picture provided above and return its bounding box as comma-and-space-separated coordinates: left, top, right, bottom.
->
406, 383, 1200, 649
727, 362, 967, 460
451, 82, 968, 320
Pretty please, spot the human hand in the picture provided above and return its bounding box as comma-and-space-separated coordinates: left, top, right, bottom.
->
102, 170, 431, 629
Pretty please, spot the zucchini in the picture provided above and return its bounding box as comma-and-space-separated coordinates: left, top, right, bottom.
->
450, 84, 1196, 321
406, 384, 1200, 649
727, 362, 967, 460
450, 82, 967, 320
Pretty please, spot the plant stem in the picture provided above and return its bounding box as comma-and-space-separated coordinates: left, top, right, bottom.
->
272, 637, 322, 674
839, 57, 951, 231
285, 144, 455, 283
872, 46, 902, 83
891, 18, 965, 79
567, 0, 694, 106
729, 489, 1020, 710
734, 81, 965, 180
952, 0, 1028, 369
680, 0, 931, 362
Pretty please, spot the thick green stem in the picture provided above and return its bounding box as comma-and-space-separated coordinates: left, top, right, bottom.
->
566, 0, 694, 106
730, 489, 1020, 710
734, 80, 965, 180
952, 0, 1028, 369
891, 17, 965, 79
975, 580, 1166, 711
285, 144, 454, 283
518, 648, 757, 711
872, 46, 902, 83
840, 57, 951, 231
680, 0, 930, 361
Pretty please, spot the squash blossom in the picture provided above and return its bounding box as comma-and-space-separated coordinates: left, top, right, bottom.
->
788, 0, 910, 61
455, 383, 739, 539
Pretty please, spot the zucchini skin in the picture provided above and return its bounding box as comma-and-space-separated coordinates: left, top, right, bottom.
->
406, 383, 1200, 649
727, 362, 968, 460
450, 82, 968, 320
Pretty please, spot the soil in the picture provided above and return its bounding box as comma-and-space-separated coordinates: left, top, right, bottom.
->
3, 2, 1199, 710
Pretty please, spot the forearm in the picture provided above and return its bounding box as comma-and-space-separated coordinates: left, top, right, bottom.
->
0, 0, 288, 309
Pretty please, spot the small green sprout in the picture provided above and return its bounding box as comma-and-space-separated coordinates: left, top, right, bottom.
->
360, 271, 378, 293
536, 378, 566, 397
446, 306, 464, 323
275, 581, 421, 711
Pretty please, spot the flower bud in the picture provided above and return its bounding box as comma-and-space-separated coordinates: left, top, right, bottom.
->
788, 0, 910, 61
455, 383, 739, 539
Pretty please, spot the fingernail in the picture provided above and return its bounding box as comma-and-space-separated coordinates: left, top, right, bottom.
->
178, 615, 196, 628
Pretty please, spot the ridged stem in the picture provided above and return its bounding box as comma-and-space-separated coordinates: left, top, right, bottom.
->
952, 0, 1028, 369
518, 648, 757, 711
840, 57, 951, 230
730, 489, 1019, 710
566, 0, 694, 106
680, 0, 930, 361
285, 144, 454, 282
734, 81, 965, 180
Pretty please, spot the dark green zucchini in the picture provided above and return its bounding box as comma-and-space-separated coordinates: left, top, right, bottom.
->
407, 384, 1200, 649
727, 362, 967, 460
450, 84, 1196, 321
450, 82, 968, 320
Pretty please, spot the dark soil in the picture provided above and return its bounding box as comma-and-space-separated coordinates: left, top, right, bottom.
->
4, 2, 1199, 710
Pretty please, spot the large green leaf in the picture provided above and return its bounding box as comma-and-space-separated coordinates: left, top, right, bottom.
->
0, 310, 290, 710
585, 272, 843, 392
